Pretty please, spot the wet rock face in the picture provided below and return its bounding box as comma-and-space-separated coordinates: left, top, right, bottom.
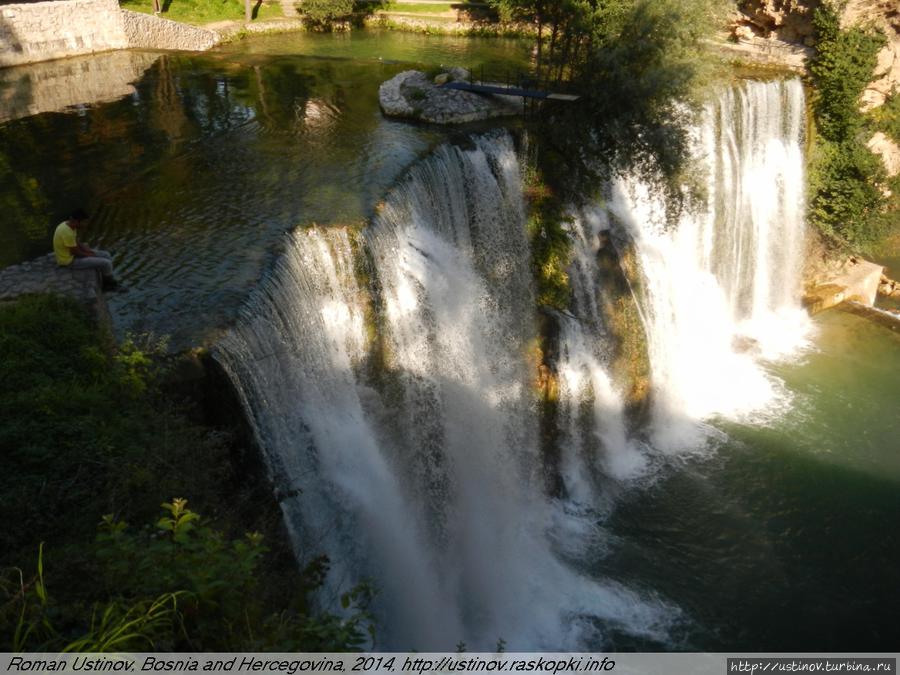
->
378, 70, 521, 125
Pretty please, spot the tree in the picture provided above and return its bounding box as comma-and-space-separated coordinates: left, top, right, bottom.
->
300, 0, 354, 27
494, 0, 723, 204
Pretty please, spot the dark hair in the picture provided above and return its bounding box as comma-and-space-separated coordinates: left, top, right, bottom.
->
71, 208, 90, 221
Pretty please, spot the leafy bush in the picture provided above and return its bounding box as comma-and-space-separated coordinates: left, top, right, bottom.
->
0, 295, 375, 652
301, 0, 353, 24
807, 2, 893, 249
4, 502, 374, 651
0, 295, 231, 570
872, 93, 900, 145
808, 139, 888, 245
809, 6, 885, 142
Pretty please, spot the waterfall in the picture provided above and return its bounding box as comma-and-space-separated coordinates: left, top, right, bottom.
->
216, 78, 811, 650
216, 131, 676, 651
607, 78, 811, 452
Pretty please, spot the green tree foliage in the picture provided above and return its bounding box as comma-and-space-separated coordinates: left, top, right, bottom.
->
809, 6, 885, 142
807, 2, 893, 248
302, 0, 354, 24
300, 0, 383, 27
808, 139, 888, 246
872, 92, 900, 145
488, 0, 723, 204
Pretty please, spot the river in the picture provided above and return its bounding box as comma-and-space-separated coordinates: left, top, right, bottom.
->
0, 29, 897, 651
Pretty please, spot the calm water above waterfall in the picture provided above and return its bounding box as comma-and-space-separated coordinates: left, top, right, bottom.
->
2, 33, 898, 651
0, 31, 528, 348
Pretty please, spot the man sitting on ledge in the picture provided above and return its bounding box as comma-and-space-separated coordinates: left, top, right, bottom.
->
53, 208, 124, 292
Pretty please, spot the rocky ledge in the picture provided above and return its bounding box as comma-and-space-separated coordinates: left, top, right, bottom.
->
0, 254, 105, 307
379, 68, 521, 125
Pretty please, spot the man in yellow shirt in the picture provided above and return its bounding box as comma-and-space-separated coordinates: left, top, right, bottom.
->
53, 208, 122, 291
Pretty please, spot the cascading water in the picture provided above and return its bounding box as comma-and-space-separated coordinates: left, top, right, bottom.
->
217, 78, 811, 650
556, 205, 649, 498
605, 78, 811, 452
216, 131, 675, 651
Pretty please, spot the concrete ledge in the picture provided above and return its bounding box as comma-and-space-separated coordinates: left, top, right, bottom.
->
839, 301, 900, 333
0, 253, 105, 306
803, 257, 884, 315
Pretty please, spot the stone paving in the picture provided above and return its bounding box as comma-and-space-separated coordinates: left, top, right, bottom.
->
0, 254, 104, 304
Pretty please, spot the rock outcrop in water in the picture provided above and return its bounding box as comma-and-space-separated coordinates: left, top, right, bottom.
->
379, 70, 521, 124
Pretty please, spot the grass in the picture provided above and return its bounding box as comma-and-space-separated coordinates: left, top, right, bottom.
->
119, 0, 282, 25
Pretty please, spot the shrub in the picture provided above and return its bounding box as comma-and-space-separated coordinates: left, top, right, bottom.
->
3, 502, 374, 651
807, 2, 893, 249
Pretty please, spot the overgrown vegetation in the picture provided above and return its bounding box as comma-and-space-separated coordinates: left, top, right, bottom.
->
807, 2, 899, 250
0, 295, 373, 651
523, 167, 572, 310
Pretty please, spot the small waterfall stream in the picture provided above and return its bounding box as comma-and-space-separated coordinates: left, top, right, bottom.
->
216, 79, 811, 650
607, 78, 811, 451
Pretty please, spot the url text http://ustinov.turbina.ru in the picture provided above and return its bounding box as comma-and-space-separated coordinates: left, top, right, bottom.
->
727, 659, 896, 674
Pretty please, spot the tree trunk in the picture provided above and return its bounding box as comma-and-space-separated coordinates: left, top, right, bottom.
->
245, 0, 252, 21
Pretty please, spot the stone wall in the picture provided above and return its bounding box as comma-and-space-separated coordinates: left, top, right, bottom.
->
121, 9, 220, 51
0, 0, 220, 70
0, 0, 128, 68
0, 253, 107, 307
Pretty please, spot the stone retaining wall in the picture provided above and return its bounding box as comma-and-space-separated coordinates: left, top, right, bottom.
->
122, 9, 219, 51
0, 0, 220, 69
0, 253, 107, 308
0, 0, 128, 68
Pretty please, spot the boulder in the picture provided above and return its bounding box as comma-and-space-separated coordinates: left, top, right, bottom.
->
448, 66, 470, 82
378, 69, 521, 125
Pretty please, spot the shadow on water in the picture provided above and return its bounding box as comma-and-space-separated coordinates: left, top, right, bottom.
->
603, 439, 900, 651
